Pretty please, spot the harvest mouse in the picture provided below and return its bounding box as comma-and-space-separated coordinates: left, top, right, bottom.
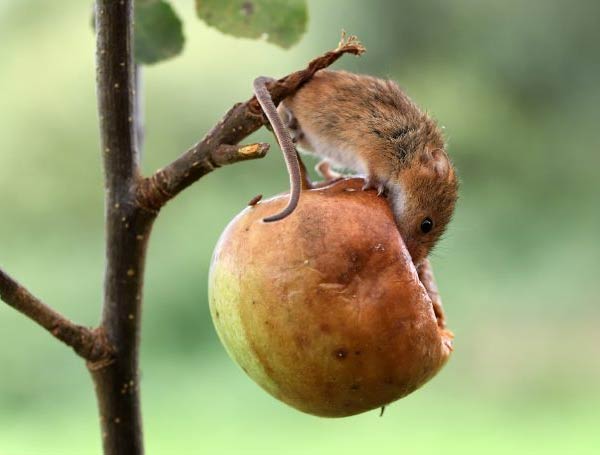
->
253, 70, 458, 265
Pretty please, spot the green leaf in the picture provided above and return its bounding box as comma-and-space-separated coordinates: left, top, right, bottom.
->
135, 0, 184, 65
195, 0, 307, 49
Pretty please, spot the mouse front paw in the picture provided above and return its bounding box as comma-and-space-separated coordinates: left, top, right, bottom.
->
283, 112, 305, 144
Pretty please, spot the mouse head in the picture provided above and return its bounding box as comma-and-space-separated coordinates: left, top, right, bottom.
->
388, 146, 458, 264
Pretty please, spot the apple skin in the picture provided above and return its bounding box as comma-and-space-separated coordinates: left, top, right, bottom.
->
209, 178, 453, 417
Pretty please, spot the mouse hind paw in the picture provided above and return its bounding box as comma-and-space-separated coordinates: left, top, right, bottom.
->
361, 176, 387, 197
316, 160, 343, 181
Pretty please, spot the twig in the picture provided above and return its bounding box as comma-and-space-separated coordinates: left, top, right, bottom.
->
136, 36, 365, 211
0, 268, 112, 362
136, 142, 269, 213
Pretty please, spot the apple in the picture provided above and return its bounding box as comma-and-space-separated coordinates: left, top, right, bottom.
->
209, 178, 452, 417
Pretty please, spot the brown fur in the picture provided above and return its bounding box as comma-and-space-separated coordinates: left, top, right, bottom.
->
280, 70, 459, 264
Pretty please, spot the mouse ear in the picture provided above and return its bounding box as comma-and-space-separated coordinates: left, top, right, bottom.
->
421, 148, 453, 179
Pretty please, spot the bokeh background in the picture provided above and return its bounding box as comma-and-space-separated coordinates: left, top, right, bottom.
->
1, 0, 599, 453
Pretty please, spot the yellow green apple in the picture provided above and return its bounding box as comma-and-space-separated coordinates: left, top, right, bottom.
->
209, 178, 452, 417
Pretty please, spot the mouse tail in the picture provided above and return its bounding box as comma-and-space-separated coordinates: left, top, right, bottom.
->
253, 76, 302, 223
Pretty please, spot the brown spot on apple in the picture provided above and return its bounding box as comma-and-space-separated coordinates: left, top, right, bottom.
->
335, 348, 348, 359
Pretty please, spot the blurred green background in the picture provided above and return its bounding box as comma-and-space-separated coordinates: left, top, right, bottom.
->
1, 0, 599, 453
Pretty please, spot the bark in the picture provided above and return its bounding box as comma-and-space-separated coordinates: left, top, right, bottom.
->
93, 1, 147, 453
0, 268, 112, 362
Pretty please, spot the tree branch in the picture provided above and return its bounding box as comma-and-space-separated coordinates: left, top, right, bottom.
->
93, 1, 147, 454
96, 0, 138, 190
0, 268, 112, 362
136, 35, 365, 211
136, 142, 270, 212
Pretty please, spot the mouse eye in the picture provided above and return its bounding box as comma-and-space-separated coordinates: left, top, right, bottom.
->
420, 217, 434, 234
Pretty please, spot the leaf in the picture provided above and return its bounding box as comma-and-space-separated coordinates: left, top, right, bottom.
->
135, 0, 184, 65
195, 0, 307, 49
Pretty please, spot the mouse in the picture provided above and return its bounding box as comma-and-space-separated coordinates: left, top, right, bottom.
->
253, 70, 458, 265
